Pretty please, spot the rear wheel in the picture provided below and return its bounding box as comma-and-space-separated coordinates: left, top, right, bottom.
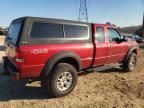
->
42, 63, 78, 97
122, 53, 137, 72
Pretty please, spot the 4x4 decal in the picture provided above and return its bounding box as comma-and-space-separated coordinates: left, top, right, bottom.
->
31, 49, 48, 54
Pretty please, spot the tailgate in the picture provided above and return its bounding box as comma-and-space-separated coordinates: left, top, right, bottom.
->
5, 41, 17, 64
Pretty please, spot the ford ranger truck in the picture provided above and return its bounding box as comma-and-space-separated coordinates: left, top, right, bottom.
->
3, 17, 139, 97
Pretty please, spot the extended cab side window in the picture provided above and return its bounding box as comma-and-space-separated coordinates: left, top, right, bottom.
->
108, 28, 121, 42
95, 27, 105, 42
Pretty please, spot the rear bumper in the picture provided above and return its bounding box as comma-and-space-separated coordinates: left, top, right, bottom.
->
3, 56, 20, 80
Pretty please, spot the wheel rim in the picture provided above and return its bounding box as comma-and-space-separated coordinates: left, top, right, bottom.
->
57, 72, 73, 91
129, 57, 136, 70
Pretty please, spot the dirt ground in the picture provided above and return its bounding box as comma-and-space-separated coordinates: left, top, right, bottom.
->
0, 41, 144, 108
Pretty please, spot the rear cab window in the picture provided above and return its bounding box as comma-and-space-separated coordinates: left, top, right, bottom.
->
7, 22, 22, 45
30, 22, 63, 38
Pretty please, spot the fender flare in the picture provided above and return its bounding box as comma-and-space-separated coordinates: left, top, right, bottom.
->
41, 51, 82, 78
124, 46, 138, 63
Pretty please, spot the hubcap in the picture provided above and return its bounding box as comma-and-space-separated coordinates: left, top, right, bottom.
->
129, 57, 136, 70
57, 72, 73, 91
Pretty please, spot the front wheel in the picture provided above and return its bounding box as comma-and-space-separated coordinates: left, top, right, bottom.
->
122, 53, 137, 72
42, 63, 78, 97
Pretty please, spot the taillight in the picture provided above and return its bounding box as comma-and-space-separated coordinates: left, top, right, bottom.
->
15, 58, 24, 62
15, 48, 24, 63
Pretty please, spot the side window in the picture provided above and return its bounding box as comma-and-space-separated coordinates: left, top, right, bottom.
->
96, 27, 105, 42
30, 22, 63, 38
108, 28, 121, 42
64, 25, 88, 38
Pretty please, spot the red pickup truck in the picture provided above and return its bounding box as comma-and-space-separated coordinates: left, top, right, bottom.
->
3, 17, 139, 97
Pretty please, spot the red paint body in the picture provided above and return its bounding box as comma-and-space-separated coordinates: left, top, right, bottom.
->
5, 23, 138, 79
18, 43, 93, 78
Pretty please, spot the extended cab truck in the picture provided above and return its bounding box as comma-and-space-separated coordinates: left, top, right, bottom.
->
3, 17, 139, 97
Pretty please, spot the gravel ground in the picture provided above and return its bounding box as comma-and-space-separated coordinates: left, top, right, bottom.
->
0, 45, 144, 108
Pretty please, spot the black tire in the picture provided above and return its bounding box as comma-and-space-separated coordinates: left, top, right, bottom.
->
42, 63, 78, 97
122, 53, 137, 72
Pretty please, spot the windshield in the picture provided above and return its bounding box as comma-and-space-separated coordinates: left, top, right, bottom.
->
8, 22, 22, 45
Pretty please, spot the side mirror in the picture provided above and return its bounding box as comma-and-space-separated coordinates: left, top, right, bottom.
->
121, 36, 128, 42
112, 37, 122, 43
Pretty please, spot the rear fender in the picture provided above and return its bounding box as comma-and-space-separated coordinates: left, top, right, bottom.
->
41, 51, 82, 78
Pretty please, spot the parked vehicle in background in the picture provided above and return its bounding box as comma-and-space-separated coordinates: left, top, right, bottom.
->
122, 34, 144, 43
3, 17, 139, 97
122, 35, 132, 39
0, 28, 8, 36
132, 35, 144, 43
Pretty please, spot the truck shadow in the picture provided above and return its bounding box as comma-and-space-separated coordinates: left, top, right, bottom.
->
0, 63, 124, 101
0, 76, 53, 101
